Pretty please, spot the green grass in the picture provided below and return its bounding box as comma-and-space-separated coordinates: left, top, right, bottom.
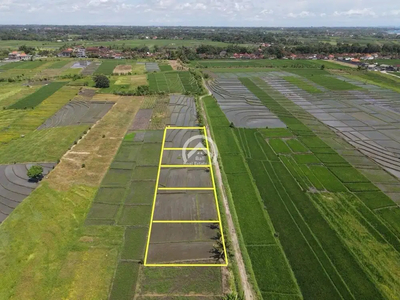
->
329, 166, 369, 183
102, 168, 132, 186
0, 125, 88, 163
159, 64, 173, 71
258, 128, 293, 138
0, 83, 41, 108
48, 60, 71, 69
0, 60, 48, 70
345, 183, 379, 192
303, 75, 361, 90
283, 76, 323, 93
118, 206, 152, 226
205, 99, 301, 298
344, 70, 400, 93
293, 154, 320, 164
247, 246, 300, 295
109, 262, 139, 300
286, 139, 309, 153
8, 82, 67, 109
192, 59, 345, 69
123, 132, 136, 141
120, 227, 148, 260
269, 139, 292, 154
148, 71, 201, 94
0, 182, 121, 299
140, 267, 222, 295
309, 165, 347, 192
355, 192, 396, 210
94, 60, 124, 75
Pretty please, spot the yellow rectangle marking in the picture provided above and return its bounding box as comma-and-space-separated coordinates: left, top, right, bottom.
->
165, 126, 202, 130
146, 263, 228, 267
144, 126, 228, 267
152, 220, 220, 223
160, 164, 210, 168
158, 187, 214, 191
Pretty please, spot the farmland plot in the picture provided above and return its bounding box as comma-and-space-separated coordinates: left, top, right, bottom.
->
0, 163, 55, 223
207, 78, 286, 128
263, 72, 400, 188
204, 73, 400, 299
38, 101, 114, 129
8, 82, 67, 109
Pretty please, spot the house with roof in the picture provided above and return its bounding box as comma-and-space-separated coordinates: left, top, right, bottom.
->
74, 47, 86, 58
8, 51, 32, 61
58, 48, 73, 57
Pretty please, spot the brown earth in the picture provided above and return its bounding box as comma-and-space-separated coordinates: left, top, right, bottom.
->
113, 64, 132, 74
47, 95, 143, 190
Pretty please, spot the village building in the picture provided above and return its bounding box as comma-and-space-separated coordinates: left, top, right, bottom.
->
8, 51, 32, 61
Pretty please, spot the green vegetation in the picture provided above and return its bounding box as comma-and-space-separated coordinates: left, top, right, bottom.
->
94, 60, 123, 75
27, 165, 44, 180
48, 60, 70, 69
204, 96, 302, 299
93, 74, 110, 88
8, 82, 67, 109
0, 125, 88, 163
191, 59, 346, 69
148, 71, 202, 94
226, 78, 400, 299
292, 74, 362, 90
0, 60, 48, 70
159, 64, 173, 71
283, 76, 322, 93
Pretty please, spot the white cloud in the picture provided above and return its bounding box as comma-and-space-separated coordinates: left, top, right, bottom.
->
333, 8, 376, 17
287, 11, 315, 18
0, 0, 399, 26
261, 9, 273, 15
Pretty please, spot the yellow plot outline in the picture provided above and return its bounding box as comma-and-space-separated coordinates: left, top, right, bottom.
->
144, 126, 228, 267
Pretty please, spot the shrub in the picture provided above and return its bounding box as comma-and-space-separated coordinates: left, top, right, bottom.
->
93, 74, 110, 88
27, 165, 44, 181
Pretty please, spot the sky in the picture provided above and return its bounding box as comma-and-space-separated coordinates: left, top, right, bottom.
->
0, 0, 399, 26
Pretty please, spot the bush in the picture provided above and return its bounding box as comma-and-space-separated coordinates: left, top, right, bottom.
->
93, 74, 110, 88
27, 165, 44, 181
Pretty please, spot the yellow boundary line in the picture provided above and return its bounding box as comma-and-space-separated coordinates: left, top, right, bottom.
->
158, 187, 214, 191
160, 164, 210, 168
144, 127, 167, 266
152, 220, 220, 223
144, 126, 228, 267
165, 126, 201, 130
146, 263, 228, 267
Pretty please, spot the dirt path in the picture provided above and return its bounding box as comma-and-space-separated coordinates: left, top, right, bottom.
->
169, 59, 188, 70
200, 90, 255, 300
326, 59, 358, 68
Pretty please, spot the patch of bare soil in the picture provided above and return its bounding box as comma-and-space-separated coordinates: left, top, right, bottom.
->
169, 59, 188, 71
113, 64, 132, 74
47, 96, 143, 190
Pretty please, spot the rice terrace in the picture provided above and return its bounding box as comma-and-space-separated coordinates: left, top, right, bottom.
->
1, 26, 400, 300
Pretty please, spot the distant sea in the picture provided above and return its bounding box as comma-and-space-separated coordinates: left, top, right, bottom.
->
387, 29, 400, 34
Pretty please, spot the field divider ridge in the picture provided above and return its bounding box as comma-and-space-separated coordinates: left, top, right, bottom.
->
144, 127, 168, 266
203, 126, 229, 266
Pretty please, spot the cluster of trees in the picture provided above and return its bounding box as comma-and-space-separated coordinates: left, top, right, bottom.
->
1, 25, 399, 46
288, 42, 400, 55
